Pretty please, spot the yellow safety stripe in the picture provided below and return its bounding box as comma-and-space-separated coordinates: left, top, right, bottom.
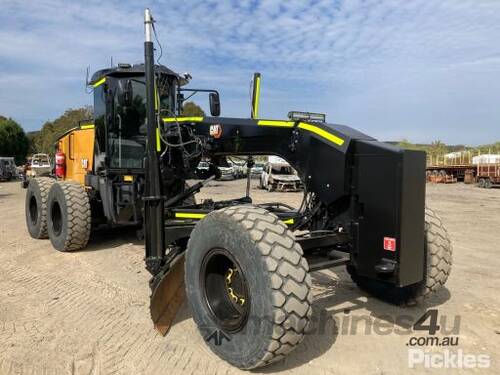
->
156, 128, 161, 152
257, 120, 294, 127
92, 77, 106, 88
282, 218, 294, 225
175, 212, 207, 219
154, 82, 159, 111
298, 122, 345, 146
163, 117, 204, 123
80, 124, 95, 130
253, 76, 261, 118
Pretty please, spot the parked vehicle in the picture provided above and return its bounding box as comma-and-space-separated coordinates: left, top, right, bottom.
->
217, 165, 235, 180
250, 163, 264, 178
477, 162, 500, 188
228, 160, 247, 178
194, 161, 210, 179
0, 157, 17, 181
260, 158, 302, 191
21, 154, 52, 188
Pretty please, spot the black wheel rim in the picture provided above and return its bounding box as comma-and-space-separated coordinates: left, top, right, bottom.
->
51, 201, 63, 236
200, 248, 250, 332
29, 196, 38, 225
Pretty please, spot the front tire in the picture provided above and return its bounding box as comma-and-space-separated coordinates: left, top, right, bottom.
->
47, 182, 91, 251
185, 205, 312, 369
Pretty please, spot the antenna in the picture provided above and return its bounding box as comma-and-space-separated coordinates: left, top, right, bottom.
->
85, 66, 92, 93
110, 56, 113, 67
85, 66, 90, 86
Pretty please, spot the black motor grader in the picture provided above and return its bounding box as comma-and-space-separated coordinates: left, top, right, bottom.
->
24, 9, 452, 370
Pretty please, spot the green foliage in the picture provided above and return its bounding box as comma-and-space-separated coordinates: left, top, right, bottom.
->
474, 141, 500, 154
397, 139, 500, 166
32, 107, 93, 155
0, 117, 29, 164
429, 140, 447, 157
181, 101, 205, 117
397, 139, 425, 151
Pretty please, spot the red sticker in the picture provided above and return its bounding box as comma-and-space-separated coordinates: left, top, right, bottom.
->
383, 237, 396, 251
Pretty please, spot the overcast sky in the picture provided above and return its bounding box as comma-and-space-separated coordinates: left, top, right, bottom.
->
1, 0, 499, 145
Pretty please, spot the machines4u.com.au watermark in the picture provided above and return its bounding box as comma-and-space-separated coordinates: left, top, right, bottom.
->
204, 308, 491, 369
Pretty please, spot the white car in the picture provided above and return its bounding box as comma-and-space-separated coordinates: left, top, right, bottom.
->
195, 161, 210, 179
260, 162, 302, 192
21, 153, 52, 188
217, 165, 235, 180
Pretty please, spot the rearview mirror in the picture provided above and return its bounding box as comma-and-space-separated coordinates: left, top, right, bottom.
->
209, 92, 220, 117
117, 79, 133, 107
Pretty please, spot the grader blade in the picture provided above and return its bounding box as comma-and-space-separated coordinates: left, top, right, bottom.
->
150, 253, 186, 336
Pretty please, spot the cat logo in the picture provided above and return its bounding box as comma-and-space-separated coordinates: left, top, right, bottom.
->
209, 124, 222, 139
81, 158, 89, 169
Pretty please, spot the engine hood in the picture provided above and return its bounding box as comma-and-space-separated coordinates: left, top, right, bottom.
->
271, 174, 300, 182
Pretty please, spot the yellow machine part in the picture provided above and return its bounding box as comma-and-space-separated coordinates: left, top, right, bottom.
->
150, 254, 186, 336
57, 126, 95, 185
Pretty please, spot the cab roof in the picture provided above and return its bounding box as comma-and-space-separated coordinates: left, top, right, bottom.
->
90, 63, 188, 86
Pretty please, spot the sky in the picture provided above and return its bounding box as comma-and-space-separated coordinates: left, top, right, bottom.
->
0, 0, 499, 145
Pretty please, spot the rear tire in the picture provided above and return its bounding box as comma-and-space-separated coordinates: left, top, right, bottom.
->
25, 177, 55, 239
348, 207, 452, 305
484, 179, 493, 189
185, 205, 312, 369
478, 178, 485, 188
47, 181, 91, 251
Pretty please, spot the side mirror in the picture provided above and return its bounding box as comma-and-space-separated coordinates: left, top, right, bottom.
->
209, 92, 220, 117
117, 79, 133, 107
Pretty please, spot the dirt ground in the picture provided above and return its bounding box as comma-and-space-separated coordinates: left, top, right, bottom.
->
0, 179, 498, 375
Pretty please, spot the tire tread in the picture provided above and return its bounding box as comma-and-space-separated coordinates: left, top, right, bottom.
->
216, 206, 313, 368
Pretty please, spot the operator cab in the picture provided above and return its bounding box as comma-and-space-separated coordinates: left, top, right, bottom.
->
89, 63, 187, 172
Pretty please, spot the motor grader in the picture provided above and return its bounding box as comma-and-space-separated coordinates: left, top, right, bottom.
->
24, 9, 452, 370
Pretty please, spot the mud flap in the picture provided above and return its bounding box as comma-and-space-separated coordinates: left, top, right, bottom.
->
150, 253, 186, 336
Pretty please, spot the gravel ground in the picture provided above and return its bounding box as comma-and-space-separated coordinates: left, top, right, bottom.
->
0, 179, 498, 375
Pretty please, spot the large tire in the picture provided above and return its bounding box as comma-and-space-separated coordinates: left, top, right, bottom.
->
25, 177, 55, 239
348, 207, 452, 305
185, 205, 312, 369
47, 182, 91, 251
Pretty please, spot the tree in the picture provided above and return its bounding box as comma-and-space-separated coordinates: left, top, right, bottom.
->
181, 101, 205, 117
32, 106, 93, 154
0, 117, 29, 164
398, 139, 421, 151
429, 140, 447, 157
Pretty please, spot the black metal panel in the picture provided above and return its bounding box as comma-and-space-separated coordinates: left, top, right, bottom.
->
350, 140, 425, 287
182, 118, 375, 204
398, 150, 426, 286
